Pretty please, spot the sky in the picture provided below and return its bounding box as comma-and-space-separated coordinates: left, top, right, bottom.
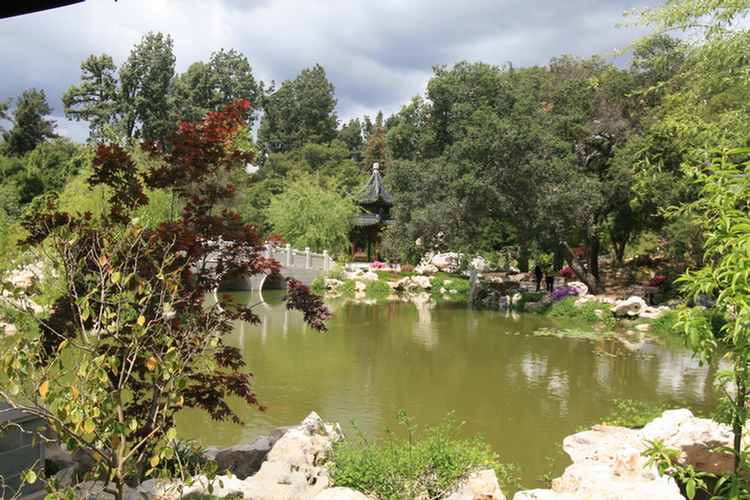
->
0, 0, 659, 144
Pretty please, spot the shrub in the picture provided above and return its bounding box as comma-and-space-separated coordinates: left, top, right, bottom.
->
365, 279, 392, 296
401, 264, 415, 273
545, 296, 612, 322
329, 411, 519, 500
550, 286, 580, 301
559, 267, 575, 279
513, 292, 544, 311
647, 275, 671, 292
601, 399, 679, 429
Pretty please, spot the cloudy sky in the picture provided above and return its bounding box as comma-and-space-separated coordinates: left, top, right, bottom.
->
0, 0, 658, 143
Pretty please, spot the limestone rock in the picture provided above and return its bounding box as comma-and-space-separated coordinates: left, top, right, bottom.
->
515, 409, 734, 500
470, 256, 491, 273
610, 296, 647, 316
445, 469, 506, 500
566, 281, 588, 296
360, 270, 379, 281
639, 409, 734, 476
215, 435, 274, 479
324, 278, 343, 289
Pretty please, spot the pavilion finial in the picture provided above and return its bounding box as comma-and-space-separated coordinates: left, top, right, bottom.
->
373, 162, 379, 171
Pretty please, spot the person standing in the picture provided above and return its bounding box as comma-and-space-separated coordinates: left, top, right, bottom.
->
534, 263, 543, 292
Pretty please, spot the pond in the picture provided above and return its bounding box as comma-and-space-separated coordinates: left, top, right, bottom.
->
174, 290, 721, 491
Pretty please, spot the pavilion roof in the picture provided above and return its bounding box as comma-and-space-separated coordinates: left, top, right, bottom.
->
353, 163, 395, 206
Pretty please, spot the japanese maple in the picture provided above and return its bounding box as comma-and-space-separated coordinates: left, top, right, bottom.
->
1, 101, 331, 500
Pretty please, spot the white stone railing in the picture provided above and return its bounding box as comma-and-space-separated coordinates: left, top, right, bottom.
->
262, 244, 334, 272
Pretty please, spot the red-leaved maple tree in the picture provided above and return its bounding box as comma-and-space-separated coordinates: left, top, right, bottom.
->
0, 101, 331, 500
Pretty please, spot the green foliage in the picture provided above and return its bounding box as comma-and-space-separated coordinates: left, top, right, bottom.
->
258, 64, 338, 156
512, 292, 544, 312
603, 399, 678, 429
642, 439, 713, 500
2, 88, 57, 157
430, 272, 470, 294
329, 411, 519, 500
365, 279, 392, 296
265, 174, 358, 253
545, 296, 613, 322
119, 32, 177, 142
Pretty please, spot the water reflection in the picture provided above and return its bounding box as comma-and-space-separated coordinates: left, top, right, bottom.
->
176, 291, 721, 490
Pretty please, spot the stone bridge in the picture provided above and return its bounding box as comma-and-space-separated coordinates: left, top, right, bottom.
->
217, 244, 334, 292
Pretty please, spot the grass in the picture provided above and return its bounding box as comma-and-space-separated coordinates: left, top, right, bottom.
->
329, 411, 520, 500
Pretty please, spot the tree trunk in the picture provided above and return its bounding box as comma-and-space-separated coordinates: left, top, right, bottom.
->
587, 234, 600, 281
558, 240, 606, 294
518, 242, 530, 273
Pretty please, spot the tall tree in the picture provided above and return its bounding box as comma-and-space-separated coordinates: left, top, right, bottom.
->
173, 49, 260, 125
3, 88, 57, 156
0, 97, 11, 134
360, 125, 392, 174
118, 32, 176, 142
62, 54, 119, 137
258, 64, 338, 156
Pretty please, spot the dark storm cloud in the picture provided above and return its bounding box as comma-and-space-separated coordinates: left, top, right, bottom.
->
0, 0, 656, 142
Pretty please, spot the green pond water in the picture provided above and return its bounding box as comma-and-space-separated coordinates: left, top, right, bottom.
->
174, 290, 721, 490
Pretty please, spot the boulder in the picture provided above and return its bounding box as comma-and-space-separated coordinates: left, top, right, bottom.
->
324, 278, 343, 289
639, 409, 733, 476
360, 271, 379, 281
411, 275, 432, 289
445, 469, 506, 500
515, 409, 734, 500
566, 281, 588, 296
610, 296, 647, 316
215, 435, 275, 479
470, 256, 491, 273
139, 412, 342, 500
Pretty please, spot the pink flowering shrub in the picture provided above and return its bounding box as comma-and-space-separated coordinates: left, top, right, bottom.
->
647, 275, 671, 292
370, 261, 389, 270
559, 267, 575, 279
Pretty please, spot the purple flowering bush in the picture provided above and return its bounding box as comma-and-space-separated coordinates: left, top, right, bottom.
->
550, 285, 581, 301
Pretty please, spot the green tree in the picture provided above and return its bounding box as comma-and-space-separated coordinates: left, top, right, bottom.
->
0, 97, 11, 134
62, 54, 119, 138
118, 32, 176, 142
337, 117, 364, 164
675, 151, 750, 481
173, 49, 260, 125
383, 63, 573, 272
258, 64, 338, 156
360, 125, 392, 174
265, 174, 358, 253
543, 57, 638, 284
2, 88, 57, 156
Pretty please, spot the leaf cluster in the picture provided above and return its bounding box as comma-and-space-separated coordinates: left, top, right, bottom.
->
329, 411, 519, 500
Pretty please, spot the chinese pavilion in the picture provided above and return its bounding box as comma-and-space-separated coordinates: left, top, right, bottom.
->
349, 163, 396, 262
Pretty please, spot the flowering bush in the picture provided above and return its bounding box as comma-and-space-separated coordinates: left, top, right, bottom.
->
648, 275, 671, 292
370, 260, 390, 270
550, 285, 581, 301
559, 267, 575, 279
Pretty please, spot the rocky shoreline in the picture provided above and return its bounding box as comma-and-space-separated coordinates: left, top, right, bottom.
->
45, 409, 734, 500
